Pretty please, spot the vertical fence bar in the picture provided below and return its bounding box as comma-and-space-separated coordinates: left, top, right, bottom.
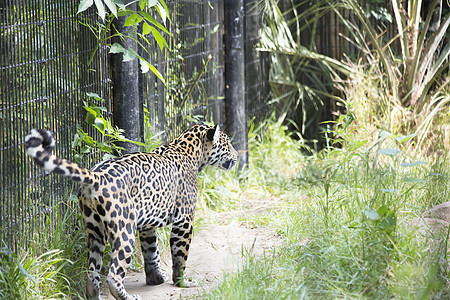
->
224, 0, 248, 171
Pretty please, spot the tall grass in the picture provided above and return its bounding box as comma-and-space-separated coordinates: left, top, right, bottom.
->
205, 117, 450, 299
259, 0, 450, 154
0, 194, 86, 299
330, 0, 450, 155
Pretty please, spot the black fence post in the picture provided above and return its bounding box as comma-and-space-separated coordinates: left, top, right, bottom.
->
111, 0, 140, 154
224, 0, 248, 171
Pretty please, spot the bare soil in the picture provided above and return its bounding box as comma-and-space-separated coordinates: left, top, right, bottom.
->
102, 219, 281, 300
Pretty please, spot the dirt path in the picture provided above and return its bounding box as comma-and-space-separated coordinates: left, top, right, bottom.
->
102, 220, 281, 300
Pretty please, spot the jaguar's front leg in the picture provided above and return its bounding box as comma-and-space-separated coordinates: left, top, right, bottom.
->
170, 218, 198, 287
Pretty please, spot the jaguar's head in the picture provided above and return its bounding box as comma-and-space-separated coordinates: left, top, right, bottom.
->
198, 124, 238, 172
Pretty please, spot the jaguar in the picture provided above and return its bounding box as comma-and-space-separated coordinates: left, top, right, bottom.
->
25, 123, 238, 300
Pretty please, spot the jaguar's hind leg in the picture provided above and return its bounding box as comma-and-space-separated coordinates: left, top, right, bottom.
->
106, 223, 141, 300
79, 206, 106, 299
140, 228, 167, 285
84, 215, 107, 299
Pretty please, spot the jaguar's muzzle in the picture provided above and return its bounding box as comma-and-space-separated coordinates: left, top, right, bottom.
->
222, 159, 237, 170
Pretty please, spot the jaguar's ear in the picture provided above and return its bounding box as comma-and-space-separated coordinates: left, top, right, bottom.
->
206, 125, 220, 142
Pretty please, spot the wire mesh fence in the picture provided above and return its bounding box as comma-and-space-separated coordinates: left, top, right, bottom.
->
1, 0, 112, 251
245, 1, 271, 123
1, 0, 270, 252
141, 0, 225, 143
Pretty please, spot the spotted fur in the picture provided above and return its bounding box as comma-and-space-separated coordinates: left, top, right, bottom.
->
25, 124, 238, 300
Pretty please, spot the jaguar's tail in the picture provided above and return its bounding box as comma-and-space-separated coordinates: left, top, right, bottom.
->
25, 129, 96, 186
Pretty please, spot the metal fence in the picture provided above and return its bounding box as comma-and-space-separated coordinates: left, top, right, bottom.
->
0, 0, 270, 251
142, 0, 226, 143
245, 1, 270, 122
1, 0, 112, 251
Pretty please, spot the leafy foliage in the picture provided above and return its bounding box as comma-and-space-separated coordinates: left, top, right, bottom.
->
0, 248, 33, 299
330, 0, 449, 153
258, 0, 352, 135
77, 0, 169, 82
260, 0, 449, 154
72, 93, 150, 162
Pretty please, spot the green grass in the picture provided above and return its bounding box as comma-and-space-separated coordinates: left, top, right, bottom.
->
0, 194, 86, 299
205, 118, 450, 299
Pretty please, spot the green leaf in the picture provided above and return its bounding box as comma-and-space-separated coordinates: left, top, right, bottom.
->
139, 11, 170, 34
124, 13, 142, 26
94, 117, 105, 133
399, 161, 427, 167
83, 135, 95, 147
148, 63, 165, 84
138, 58, 165, 84
102, 153, 117, 161
124, 13, 137, 26
18, 263, 33, 282
143, 22, 151, 35
378, 148, 402, 156
100, 144, 113, 153
103, 0, 117, 17
93, 0, 106, 21
155, 3, 167, 24
403, 178, 424, 183
135, 14, 143, 25
77, 0, 93, 14
363, 209, 380, 220
84, 106, 100, 117
110, 42, 125, 54
110, 43, 136, 61
85, 113, 95, 125
376, 205, 389, 216
138, 0, 145, 11
139, 58, 150, 73
114, 0, 126, 11
379, 130, 393, 139
86, 92, 101, 100
380, 213, 397, 231
151, 26, 168, 51
72, 133, 82, 148
146, 0, 158, 7
117, 137, 146, 146
122, 49, 137, 61
80, 146, 90, 154
157, 0, 170, 21
394, 133, 417, 143
117, 7, 132, 17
